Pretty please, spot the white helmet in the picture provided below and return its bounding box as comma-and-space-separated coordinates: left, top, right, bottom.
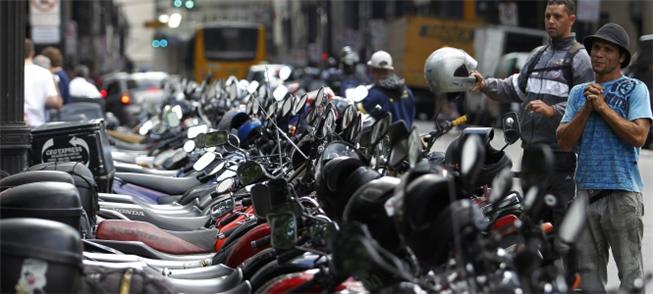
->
424, 47, 478, 94
367, 50, 394, 70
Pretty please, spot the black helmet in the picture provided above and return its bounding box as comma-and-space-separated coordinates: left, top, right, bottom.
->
445, 131, 512, 187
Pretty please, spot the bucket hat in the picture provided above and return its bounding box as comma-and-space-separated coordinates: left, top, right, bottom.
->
367, 50, 394, 70
583, 23, 631, 68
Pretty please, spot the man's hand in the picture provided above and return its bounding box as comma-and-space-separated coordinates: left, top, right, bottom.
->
584, 83, 607, 112
527, 100, 556, 118
471, 71, 485, 92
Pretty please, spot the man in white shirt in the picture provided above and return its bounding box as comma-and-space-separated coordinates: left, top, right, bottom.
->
24, 39, 61, 127
69, 65, 101, 98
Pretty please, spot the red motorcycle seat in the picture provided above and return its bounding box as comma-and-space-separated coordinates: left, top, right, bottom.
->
96, 220, 218, 254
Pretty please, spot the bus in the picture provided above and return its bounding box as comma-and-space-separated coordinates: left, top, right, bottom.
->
192, 22, 266, 81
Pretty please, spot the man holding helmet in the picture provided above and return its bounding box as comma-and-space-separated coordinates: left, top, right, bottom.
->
469, 0, 593, 228
357, 50, 416, 127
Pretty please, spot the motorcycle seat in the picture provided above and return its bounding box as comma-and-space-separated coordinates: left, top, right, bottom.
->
96, 220, 218, 254
84, 239, 215, 261
115, 172, 201, 195
98, 193, 194, 211
98, 206, 210, 231
113, 161, 178, 176
111, 151, 144, 164
99, 201, 201, 217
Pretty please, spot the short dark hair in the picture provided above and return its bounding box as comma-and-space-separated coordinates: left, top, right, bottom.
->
41, 46, 63, 67
24, 38, 34, 59
547, 0, 576, 15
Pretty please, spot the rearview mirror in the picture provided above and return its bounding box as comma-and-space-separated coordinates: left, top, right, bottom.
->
488, 168, 513, 203
460, 135, 485, 189
247, 80, 260, 94
346, 85, 369, 103
268, 212, 298, 250
279, 66, 292, 81
407, 128, 423, 168
164, 109, 180, 128
292, 94, 308, 115
203, 131, 229, 147
273, 85, 289, 102
502, 112, 521, 145
187, 124, 209, 139
370, 114, 391, 146
216, 177, 235, 194
237, 161, 267, 186
387, 121, 410, 168
251, 183, 273, 219
315, 87, 326, 107
183, 140, 196, 152
193, 152, 216, 171
340, 104, 356, 130
558, 191, 588, 244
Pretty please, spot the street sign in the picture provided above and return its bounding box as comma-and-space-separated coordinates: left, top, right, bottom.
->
30, 0, 61, 44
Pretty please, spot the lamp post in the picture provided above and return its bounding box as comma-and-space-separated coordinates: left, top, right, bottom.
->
0, 0, 31, 175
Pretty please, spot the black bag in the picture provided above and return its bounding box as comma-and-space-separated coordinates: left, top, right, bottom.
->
80, 265, 175, 294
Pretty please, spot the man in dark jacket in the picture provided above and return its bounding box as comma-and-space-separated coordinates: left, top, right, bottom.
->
358, 50, 416, 127
472, 0, 593, 226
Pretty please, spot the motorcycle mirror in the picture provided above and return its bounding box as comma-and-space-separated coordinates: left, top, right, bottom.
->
252, 96, 260, 115
227, 133, 240, 148
315, 87, 326, 107
251, 183, 273, 219
459, 135, 485, 189
520, 145, 554, 197
248, 80, 260, 94
187, 124, 209, 139
279, 66, 292, 81
164, 109, 180, 128
502, 112, 521, 145
204, 130, 229, 147
193, 152, 217, 171
237, 161, 267, 186
268, 212, 298, 250
172, 105, 183, 119
308, 215, 338, 250
387, 121, 410, 168
407, 128, 423, 168
346, 85, 369, 103
183, 140, 196, 152
257, 83, 267, 100
558, 191, 588, 244
347, 113, 362, 144
340, 104, 356, 130
281, 96, 293, 118
273, 85, 289, 102
208, 161, 226, 176
216, 177, 235, 194
139, 119, 155, 136
293, 94, 308, 115
370, 114, 391, 146
266, 102, 277, 120
210, 196, 235, 219
246, 98, 254, 115
316, 104, 335, 138
217, 167, 237, 182
488, 168, 514, 204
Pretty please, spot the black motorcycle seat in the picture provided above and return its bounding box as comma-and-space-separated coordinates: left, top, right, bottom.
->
113, 161, 179, 176
96, 220, 218, 254
115, 172, 201, 195
84, 239, 215, 261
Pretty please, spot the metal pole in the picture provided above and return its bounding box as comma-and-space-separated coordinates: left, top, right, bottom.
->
0, 0, 31, 175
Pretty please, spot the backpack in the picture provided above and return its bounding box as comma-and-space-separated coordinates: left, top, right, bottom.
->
518, 41, 585, 95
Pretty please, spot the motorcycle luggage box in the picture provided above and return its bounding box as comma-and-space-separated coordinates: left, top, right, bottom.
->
0, 182, 84, 230
27, 162, 100, 227
0, 218, 83, 293
31, 119, 115, 193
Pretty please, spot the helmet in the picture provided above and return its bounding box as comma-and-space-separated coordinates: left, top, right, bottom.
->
237, 119, 262, 146
367, 50, 394, 70
217, 111, 250, 132
424, 47, 478, 94
340, 46, 360, 67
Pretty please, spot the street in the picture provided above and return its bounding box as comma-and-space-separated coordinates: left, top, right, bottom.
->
415, 120, 653, 292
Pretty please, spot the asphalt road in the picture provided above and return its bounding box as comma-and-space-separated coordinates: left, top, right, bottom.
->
414, 120, 653, 292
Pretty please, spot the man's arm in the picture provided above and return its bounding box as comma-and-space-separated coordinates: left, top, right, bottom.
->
557, 86, 592, 150
550, 49, 595, 118
45, 76, 62, 109
586, 83, 652, 147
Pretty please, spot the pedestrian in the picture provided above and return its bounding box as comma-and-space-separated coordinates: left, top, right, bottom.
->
41, 46, 71, 104
471, 0, 593, 228
69, 65, 102, 99
357, 50, 416, 127
24, 39, 62, 127
338, 46, 366, 97
557, 23, 651, 293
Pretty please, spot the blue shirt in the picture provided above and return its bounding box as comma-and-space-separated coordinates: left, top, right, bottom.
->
358, 85, 415, 128
55, 70, 71, 104
561, 76, 652, 192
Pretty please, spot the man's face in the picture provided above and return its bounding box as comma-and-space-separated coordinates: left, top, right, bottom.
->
544, 4, 576, 39
369, 67, 390, 82
590, 39, 624, 75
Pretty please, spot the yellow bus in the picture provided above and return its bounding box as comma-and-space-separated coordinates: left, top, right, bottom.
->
192, 22, 266, 81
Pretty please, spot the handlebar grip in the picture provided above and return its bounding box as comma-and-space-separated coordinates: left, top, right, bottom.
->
451, 114, 468, 126
251, 236, 271, 249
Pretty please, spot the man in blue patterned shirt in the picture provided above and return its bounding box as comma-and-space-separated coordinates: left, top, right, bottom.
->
557, 23, 652, 292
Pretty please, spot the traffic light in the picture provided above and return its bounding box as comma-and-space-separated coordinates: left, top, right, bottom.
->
151, 38, 169, 48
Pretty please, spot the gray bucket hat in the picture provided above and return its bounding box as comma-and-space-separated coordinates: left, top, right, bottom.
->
583, 23, 631, 68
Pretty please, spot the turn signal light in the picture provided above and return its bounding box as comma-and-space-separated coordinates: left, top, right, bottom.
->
120, 94, 131, 105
